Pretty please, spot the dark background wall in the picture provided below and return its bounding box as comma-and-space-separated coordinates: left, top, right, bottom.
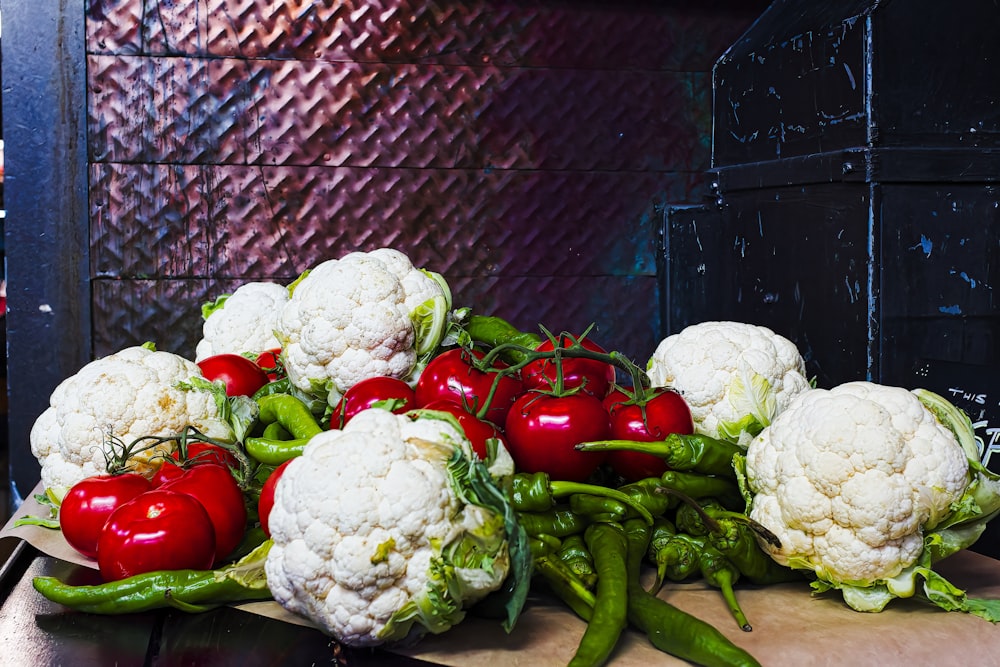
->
2, 1, 770, 508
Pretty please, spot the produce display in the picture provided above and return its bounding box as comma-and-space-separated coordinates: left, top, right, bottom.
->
12, 246, 1000, 667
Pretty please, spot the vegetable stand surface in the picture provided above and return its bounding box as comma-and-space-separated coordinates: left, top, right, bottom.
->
4, 486, 1000, 666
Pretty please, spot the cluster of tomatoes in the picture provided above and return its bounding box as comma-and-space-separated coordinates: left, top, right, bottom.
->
332, 336, 696, 484
59, 442, 247, 582
57, 351, 284, 582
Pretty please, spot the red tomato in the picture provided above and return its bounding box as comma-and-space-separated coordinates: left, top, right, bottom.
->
197, 353, 270, 397
415, 348, 524, 426
603, 388, 694, 481
255, 347, 284, 382
158, 464, 248, 562
59, 473, 152, 560
521, 335, 616, 399
258, 459, 293, 538
421, 399, 506, 460
151, 442, 241, 487
504, 392, 610, 482
98, 489, 216, 581
330, 376, 417, 429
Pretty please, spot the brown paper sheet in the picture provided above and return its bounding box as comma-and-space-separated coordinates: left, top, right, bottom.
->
4, 484, 1000, 666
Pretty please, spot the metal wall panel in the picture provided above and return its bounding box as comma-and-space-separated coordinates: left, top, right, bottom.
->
88, 1, 765, 69
88, 55, 711, 171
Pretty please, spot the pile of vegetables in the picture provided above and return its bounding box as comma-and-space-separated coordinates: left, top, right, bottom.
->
18, 246, 1000, 667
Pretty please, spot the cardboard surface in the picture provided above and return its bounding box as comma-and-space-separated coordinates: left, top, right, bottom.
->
4, 485, 1000, 666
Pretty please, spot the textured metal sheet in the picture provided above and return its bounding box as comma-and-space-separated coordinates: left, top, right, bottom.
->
92, 279, 250, 358
88, 1, 766, 71
84, 0, 768, 362
89, 54, 709, 172
91, 162, 693, 279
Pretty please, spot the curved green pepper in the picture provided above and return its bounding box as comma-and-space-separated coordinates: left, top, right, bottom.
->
245, 394, 324, 465
33, 541, 273, 614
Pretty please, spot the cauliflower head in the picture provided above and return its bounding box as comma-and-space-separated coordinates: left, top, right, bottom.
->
647, 320, 811, 444
277, 249, 450, 402
29, 345, 232, 500
743, 381, 1000, 619
195, 281, 290, 361
265, 408, 526, 647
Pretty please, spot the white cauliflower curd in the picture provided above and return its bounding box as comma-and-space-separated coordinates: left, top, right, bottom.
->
743, 381, 1000, 619
29, 345, 232, 500
195, 281, 290, 361
647, 320, 811, 445
264, 408, 528, 647
277, 249, 450, 404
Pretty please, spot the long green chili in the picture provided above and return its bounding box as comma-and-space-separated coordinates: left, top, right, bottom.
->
577, 433, 743, 477
33, 541, 273, 614
567, 522, 630, 667
621, 519, 763, 667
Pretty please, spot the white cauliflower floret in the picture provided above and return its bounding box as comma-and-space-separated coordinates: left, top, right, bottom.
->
362, 248, 448, 316
277, 249, 450, 402
647, 320, 811, 444
29, 346, 232, 500
278, 255, 415, 398
195, 281, 290, 361
265, 408, 521, 647
744, 382, 973, 605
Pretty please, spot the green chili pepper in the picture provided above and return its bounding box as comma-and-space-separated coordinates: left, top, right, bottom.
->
645, 517, 677, 586
702, 509, 801, 585
528, 533, 563, 558
567, 522, 630, 667
244, 436, 311, 465
557, 534, 598, 590
245, 394, 325, 465
652, 533, 705, 586
577, 433, 743, 478
673, 498, 726, 536
621, 518, 763, 667
569, 493, 628, 522
255, 394, 323, 439
648, 517, 677, 555
697, 543, 752, 632
507, 472, 654, 524
251, 377, 292, 400
517, 508, 590, 538
463, 315, 543, 364
658, 470, 742, 507
618, 477, 677, 516
261, 421, 291, 441
32, 541, 273, 614
533, 554, 596, 622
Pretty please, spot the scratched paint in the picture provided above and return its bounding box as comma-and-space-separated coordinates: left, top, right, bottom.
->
910, 234, 933, 257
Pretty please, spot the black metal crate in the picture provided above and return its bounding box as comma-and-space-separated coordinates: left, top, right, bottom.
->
667, 0, 1000, 555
